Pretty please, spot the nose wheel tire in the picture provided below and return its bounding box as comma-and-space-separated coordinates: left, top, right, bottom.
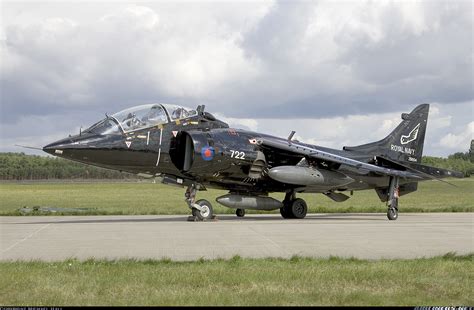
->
236, 208, 245, 218
192, 199, 214, 221
387, 207, 398, 221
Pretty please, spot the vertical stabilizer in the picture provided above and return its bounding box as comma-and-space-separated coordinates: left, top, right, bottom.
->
343, 104, 429, 163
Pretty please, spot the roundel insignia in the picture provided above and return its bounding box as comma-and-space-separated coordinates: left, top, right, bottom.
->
201, 146, 215, 161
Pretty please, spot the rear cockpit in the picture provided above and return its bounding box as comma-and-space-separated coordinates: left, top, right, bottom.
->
162, 104, 198, 121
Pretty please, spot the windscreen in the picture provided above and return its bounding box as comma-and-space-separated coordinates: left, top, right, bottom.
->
85, 117, 121, 135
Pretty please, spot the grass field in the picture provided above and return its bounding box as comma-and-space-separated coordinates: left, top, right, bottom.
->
0, 254, 472, 306
1, 180, 472, 306
0, 178, 472, 215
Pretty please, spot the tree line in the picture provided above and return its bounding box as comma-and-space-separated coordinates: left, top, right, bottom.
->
0, 152, 136, 180
422, 151, 474, 177
0, 149, 472, 180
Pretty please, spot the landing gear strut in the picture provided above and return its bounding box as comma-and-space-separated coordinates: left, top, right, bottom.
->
280, 191, 307, 219
387, 176, 399, 221
185, 184, 214, 221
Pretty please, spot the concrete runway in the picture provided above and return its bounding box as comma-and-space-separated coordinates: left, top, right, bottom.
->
1, 213, 472, 261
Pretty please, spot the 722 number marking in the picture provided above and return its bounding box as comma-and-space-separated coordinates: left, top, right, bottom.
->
230, 150, 245, 160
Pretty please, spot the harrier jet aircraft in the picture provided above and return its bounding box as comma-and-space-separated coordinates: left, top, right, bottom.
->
43, 103, 462, 221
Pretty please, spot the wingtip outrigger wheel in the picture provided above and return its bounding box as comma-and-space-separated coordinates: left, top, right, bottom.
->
387, 206, 398, 220
387, 176, 400, 221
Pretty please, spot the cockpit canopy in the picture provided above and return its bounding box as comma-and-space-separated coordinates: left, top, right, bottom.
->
85, 103, 197, 135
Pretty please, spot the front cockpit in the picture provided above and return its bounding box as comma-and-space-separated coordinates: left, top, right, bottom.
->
83, 103, 198, 135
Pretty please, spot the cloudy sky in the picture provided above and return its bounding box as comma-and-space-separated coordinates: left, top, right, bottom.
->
1, 0, 472, 157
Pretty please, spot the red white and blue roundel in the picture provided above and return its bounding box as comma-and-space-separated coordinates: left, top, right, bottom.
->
201, 146, 215, 161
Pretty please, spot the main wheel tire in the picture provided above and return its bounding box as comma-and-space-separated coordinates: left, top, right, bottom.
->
280, 201, 293, 219
290, 198, 307, 219
192, 199, 213, 221
236, 208, 245, 217
280, 207, 290, 219
387, 207, 398, 221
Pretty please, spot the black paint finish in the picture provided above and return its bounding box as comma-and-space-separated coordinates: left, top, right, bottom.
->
44, 103, 463, 203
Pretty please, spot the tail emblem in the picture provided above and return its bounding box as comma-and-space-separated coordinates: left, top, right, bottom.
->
401, 123, 420, 145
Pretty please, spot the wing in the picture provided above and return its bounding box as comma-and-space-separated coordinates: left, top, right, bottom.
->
257, 138, 422, 179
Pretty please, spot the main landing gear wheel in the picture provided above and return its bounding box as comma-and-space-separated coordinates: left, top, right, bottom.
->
236, 208, 246, 218
290, 198, 307, 219
280, 196, 308, 219
192, 199, 214, 221
280, 203, 292, 219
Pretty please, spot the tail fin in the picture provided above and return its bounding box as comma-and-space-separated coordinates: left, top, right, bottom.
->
343, 104, 429, 163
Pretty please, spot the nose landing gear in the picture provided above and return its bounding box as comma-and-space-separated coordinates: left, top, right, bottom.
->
185, 184, 214, 221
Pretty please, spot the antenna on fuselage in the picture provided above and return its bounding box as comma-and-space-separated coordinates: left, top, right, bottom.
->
288, 131, 296, 142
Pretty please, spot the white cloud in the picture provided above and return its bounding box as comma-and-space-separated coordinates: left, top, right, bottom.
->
439, 122, 474, 150
213, 113, 259, 132
0, 1, 472, 157
0, 114, 83, 156
218, 101, 473, 156
246, 111, 402, 150
100, 6, 159, 30
427, 104, 452, 130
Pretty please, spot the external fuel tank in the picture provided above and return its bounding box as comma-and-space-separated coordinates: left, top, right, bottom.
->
268, 166, 354, 187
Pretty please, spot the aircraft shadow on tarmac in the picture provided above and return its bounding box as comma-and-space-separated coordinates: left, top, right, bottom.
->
15, 213, 384, 225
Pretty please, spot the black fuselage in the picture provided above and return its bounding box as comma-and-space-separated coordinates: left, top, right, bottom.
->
43, 112, 417, 196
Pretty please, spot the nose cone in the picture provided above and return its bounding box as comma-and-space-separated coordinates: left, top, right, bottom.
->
43, 137, 76, 156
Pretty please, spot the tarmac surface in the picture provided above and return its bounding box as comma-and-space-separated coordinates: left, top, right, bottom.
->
1, 213, 472, 261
